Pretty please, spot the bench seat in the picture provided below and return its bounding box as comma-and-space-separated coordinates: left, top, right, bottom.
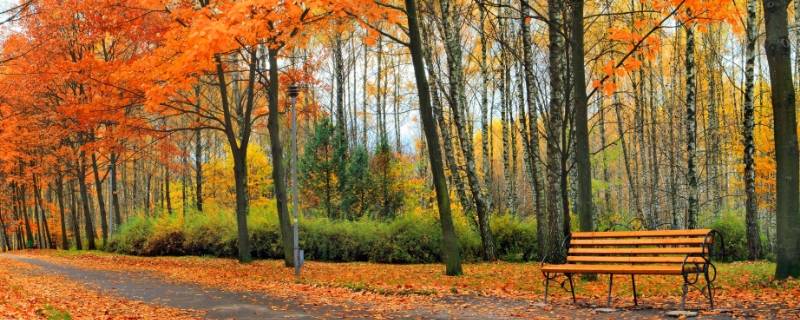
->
542, 263, 695, 275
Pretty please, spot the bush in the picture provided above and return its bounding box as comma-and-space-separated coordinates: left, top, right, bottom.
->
107, 206, 538, 264
249, 212, 283, 259
183, 210, 237, 257
107, 216, 152, 255
302, 218, 378, 261
370, 214, 442, 263
491, 214, 538, 261
710, 211, 747, 262
142, 214, 185, 256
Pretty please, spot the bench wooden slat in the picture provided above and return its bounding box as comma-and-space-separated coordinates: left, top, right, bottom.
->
567, 256, 706, 264
541, 264, 695, 275
569, 247, 705, 255
571, 229, 712, 239
570, 237, 707, 246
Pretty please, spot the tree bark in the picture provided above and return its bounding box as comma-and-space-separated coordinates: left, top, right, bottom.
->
56, 174, 69, 250
91, 153, 109, 243
78, 153, 97, 250
569, 0, 593, 235
519, 0, 545, 254
194, 88, 204, 212
405, 0, 463, 275
110, 152, 122, 228
743, 0, 761, 261
762, 0, 800, 279
684, 23, 699, 229
69, 179, 82, 250
545, 0, 566, 263
438, 0, 495, 261
267, 47, 295, 267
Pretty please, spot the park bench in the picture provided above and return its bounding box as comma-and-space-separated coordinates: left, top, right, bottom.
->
541, 229, 722, 309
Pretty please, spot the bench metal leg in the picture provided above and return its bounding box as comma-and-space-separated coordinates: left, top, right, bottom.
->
680, 282, 688, 310
631, 274, 638, 306
567, 274, 576, 304
607, 274, 614, 306
543, 274, 550, 304
705, 271, 715, 309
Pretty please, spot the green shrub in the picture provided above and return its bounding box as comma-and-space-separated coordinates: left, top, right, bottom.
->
107, 216, 152, 255
371, 214, 442, 263
142, 214, 185, 256
249, 212, 283, 259
710, 211, 747, 262
183, 211, 237, 257
108, 206, 538, 264
491, 214, 538, 261
301, 217, 379, 261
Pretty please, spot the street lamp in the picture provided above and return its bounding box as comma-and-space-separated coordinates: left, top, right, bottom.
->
287, 84, 303, 276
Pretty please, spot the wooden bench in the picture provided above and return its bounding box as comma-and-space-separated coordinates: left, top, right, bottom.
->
541, 229, 722, 309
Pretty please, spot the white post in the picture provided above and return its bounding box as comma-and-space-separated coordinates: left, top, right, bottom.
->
108, 164, 114, 235
289, 85, 301, 276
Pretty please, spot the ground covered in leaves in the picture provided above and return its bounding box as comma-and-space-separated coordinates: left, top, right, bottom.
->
3, 250, 800, 319
0, 254, 198, 319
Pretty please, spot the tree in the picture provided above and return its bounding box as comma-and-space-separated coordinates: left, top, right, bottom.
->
761, 0, 800, 279
569, 0, 593, 235
403, 0, 463, 275
545, 0, 567, 264
743, 0, 760, 260
685, 20, 699, 229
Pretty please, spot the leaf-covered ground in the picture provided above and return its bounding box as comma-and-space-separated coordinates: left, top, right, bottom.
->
4, 250, 800, 319
0, 255, 198, 319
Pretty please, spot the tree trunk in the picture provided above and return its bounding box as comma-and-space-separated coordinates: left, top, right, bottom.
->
438, 0, 495, 261
91, 153, 109, 243
165, 163, 173, 215
78, 153, 97, 250
405, 0, 463, 275
744, 0, 761, 261
267, 47, 295, 267
69, 179, 82, 250
569, 0, 593, 235
685, 23, 699, 229
519, 0, 545, 255
33, 175, 53, 248
420, 18, 474, 216
545, 0, 566, 263
480, 8, 494, 215
762, 0, 800, 279
195, 89, 204, 212
56, 174, 69, 250
110, 152, 122, 228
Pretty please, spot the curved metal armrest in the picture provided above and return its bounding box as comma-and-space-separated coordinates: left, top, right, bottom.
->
540, 233, 572, 268
706, 230, 725, 262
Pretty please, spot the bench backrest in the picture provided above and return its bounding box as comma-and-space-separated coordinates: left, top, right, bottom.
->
566, 229, 715, 265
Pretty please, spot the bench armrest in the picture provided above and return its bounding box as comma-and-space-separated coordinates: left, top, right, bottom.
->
540, 233, 572, 267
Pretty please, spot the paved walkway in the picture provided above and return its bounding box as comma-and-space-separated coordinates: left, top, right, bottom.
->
6, 255, 369, 319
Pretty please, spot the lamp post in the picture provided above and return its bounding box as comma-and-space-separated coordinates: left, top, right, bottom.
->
287, 84, 303, 276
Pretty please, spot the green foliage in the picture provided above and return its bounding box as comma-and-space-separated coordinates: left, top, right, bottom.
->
106, 216, 152, 255
491, 214, 538, 261
107, 206, 542, 263
142, 214, 185, 256
41, 305, 72, 320
370, 214, 442, 263
183, 210, 237, 257
301, 217, 378, 261
300, 117, 407, 220
341, 146, 373, 219
710, 211, 749, 262
300, 118, 339, 218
